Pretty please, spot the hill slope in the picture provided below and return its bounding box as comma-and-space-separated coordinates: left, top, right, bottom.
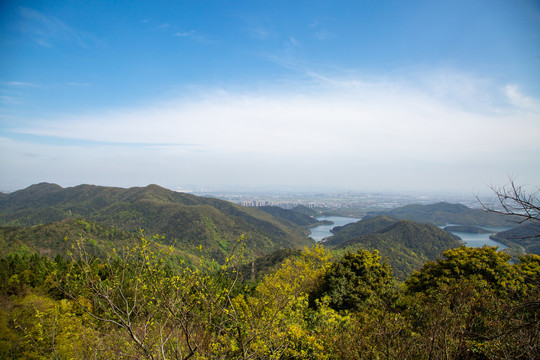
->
367, 202, 509, 226
325, 215, 397, 247
490, 224, 540, 255
0, 219, 136, 258
324, 216, 463, 279
258, 206, 320, 227
0, 183, 314, 261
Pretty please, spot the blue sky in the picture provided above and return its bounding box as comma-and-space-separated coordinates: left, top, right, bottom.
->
1, 0, 539, 194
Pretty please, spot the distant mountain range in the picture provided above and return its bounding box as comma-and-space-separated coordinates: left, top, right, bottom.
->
323, 215, 463, 279
367, 201, 510, 226
0, 183, 314, 262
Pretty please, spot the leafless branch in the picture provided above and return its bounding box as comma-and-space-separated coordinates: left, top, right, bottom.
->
478, 179, 540, 225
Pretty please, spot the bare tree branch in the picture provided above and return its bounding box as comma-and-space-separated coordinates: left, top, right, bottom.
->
478, 179, 540, 226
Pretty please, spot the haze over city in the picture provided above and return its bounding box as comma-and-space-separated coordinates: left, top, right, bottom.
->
1, 0, 539, 194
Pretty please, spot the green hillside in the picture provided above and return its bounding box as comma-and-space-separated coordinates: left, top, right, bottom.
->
291, 205, 323, 217
258, 206, 321, 227
324, 216, 462, 279
0, 183, 314, 262
368, 201, 510, 226
1, 219, 132, 256
490, 223, 540, 255
324, 215, 396, 247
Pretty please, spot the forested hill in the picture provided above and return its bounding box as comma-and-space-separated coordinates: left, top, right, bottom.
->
0, 183, 314, 261
324, 216, 463, 279
490, 223, 540, 255
0, 219, 137, 258
326, 215, 397, 246
258, 205, 320, 227
367, 201, 509, 226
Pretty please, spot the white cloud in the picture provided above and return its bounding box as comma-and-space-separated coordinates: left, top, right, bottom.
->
173, 30, 212, 44
4, 71, 540, 192
505, 84, 538, 110
174, 31, 194, 37
15, 73, 540, 154
2, 81, 41, 88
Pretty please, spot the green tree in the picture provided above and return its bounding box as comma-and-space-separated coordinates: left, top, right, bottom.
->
210, 245, 333, 359
406, 246, 524, 298
404, 246, 540, 359
310, 249, 395, 312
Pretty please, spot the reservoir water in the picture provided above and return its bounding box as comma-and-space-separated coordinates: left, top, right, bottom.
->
309, 216, 510, 249
309, 216, 361, 242
444, 225, 510, 250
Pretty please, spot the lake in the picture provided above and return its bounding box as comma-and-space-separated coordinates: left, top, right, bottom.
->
309, 216, 361, 242
309, 216, 510, 249
443, 225, 510, 250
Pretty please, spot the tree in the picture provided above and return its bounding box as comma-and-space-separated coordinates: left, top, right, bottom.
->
310, 249, 395, 311
405, 246, 524, 298
405, 246, 540, 359
215, 245, 333, 359
479, 179, 540, 226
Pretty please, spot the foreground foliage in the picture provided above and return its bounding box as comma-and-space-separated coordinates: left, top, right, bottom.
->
0, 233, 538, 359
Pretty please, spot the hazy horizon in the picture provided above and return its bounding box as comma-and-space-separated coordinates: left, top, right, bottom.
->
1, 1, 539, 194
0, 181, 510, 203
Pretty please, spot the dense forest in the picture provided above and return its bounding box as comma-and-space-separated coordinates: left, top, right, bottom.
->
0, 184, 538, 359
0, 235, 538, 359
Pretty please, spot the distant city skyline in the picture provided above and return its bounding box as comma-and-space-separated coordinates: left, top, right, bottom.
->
1, 1, 539, 193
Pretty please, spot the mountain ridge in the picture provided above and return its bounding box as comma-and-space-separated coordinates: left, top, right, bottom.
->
0, 183, 315, 262
367, 201, 509, 226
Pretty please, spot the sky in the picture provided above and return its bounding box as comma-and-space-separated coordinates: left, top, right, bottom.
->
1, 0, 539, 195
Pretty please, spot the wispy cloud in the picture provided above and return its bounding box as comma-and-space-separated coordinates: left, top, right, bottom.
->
149, 20, 212, 44
174, 31, 194, 37
247, 26, 270, 40
314, 30, 333, 40
0, 95, 21, 104
0, 81, 42, 105
18, 7, 98, 48
309, 17, 335, 40
66, 82, 92, 87
289, 36, 300, 46
2, 81, 42, 88
505, 84, 538, 110
174, 30, 212, 44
